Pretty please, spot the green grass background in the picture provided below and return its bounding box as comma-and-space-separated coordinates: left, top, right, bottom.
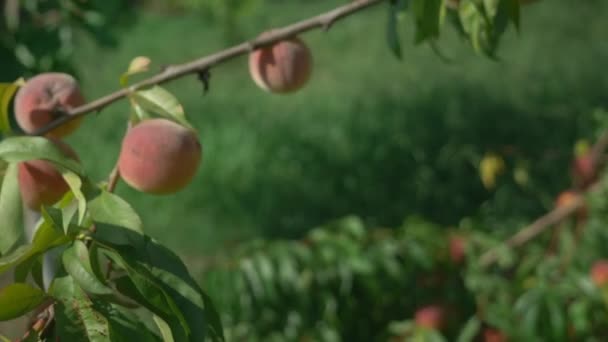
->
64, 0, 608, 255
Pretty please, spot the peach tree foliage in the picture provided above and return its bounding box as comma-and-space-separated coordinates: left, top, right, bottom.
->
0, 0, 132, 80
201, 175, 608, 341
0, 0, 526, 340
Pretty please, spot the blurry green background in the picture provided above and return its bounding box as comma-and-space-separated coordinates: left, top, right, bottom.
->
3, 0, 607, 255
3, 0, 608, 340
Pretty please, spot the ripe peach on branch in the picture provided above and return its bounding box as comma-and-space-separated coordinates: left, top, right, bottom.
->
18, 138, 79, 210
249, 35, 313, 94
118, 118, 202, 194
14, 72, 85, 138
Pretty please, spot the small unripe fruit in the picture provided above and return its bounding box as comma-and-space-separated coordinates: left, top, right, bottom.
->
414, 305, 445, 330
591, 260, 608, 287
118, 118, 202, 194
18, 139, 79, 211
14, 72, 85, 138
249, 35, 313, 94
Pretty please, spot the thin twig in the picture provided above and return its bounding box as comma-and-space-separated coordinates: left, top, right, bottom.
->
30, 0, 386, 136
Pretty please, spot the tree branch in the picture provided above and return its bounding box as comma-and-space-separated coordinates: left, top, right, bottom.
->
478, 130, 608, 268
478, 195, 587, 268
31, 0, 386, 136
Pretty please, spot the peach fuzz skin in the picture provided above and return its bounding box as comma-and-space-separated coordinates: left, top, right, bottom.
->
14, 72, 85, 138
249, 36, 313, 94
18, 139, 79, 211
118, 119, 202, 195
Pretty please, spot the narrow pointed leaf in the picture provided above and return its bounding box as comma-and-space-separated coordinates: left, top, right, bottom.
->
0, 163, 23, 255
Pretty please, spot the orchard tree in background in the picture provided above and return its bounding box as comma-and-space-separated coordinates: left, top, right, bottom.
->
2, 0, 607, 341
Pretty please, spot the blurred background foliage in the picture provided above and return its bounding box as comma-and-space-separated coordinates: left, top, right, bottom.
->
2, 0, 608, 340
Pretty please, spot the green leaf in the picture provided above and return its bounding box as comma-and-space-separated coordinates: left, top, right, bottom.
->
95, 228, 224, 341
0, 81, 21, 135
63, 172, 88, 225
89, 191, 143, 234
106, 257, 189, 341
120, 56, 151, 87
40, 206, 66, 236
0, 334, 11, 342
456, 316, 481, 342
0, 218, 69, 275
51, 273, 112, 342
63, 240, 113, 295
386, 0, 404, 60
0, 163, 23, 255
412, 0, 443, 43
0, 137, 84, 176
94, 301, 162, 342
13, 253, 39, 283
130, 100, 152, 123
132, 86, 192, 128
0, 283, 47, 321
154, 315, 175, 342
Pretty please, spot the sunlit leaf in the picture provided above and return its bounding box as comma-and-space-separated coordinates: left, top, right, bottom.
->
63, 171, 87, 225
0, 80, 22, 135
120, 56, 152, 86
0, 137, 84, 176
0, 163, 23, 255
89, 190, 143, 234
479, 152, 505, 189
0, 283, 47, 321
154, 315, 175, 342
132, 86, 192, 128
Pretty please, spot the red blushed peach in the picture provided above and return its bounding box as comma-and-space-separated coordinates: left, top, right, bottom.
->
449, 235, 466, 264
118, 118, 202, 194
484, 328, 508, 342
249, 35, 313, 94
14, 72, 85, 138
571, 154, 597, 190
591, 260, 608, 287
18, 139, 79, 211
414, 305, 445, 330
554, 190, 587, 221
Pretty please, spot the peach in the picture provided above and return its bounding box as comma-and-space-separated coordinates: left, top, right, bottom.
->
449, 235, 466, 264
571, 154, 597, 190
484, 328, 508, 342
414, 305, 445, 330
554, 190, 587, 221
118, 118, 202, 194
591, 260, 608, 287
14, 72, 85, 138
249, 35, 313, 94
18, 139, 79, 211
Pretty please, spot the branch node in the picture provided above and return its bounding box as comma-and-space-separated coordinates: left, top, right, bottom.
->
196, 68, 212, 95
